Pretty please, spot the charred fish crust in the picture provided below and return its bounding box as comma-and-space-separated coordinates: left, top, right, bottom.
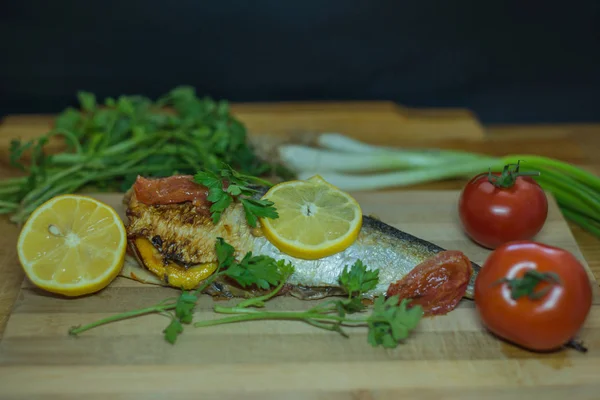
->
288, 285, 347, 300
126, 192, 255, 265
151, 235, 163, 249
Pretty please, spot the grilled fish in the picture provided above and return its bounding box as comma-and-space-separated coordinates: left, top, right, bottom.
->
120, 175, 481, 304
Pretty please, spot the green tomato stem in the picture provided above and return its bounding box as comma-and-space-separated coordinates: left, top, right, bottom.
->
487, 160, 540, 188
496, 270, 562, 301
503, 155, 600, 192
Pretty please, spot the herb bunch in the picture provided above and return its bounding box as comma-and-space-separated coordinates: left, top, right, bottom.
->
69, 238, 423, 348
1, 87, 294, 224
194, 164, 279, 226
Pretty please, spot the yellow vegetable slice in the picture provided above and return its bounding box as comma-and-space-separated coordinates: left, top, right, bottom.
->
259, 175, 362, 259
17, 194, 127, 297
130, 237, 218, 290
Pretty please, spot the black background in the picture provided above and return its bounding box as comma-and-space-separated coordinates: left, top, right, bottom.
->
2, 0, 599, 123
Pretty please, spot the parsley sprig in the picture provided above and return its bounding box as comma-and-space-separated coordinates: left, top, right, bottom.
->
194, 164, 279, 226
69, 238, 423, 348
69, 237, 291, 344
193, 256, 423, 348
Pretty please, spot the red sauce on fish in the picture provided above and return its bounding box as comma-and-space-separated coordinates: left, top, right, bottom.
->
386, 251, 473, 316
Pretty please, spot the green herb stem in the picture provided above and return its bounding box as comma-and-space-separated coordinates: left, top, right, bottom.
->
0, 201, 19, 210
0, 176, 28, 188
0, 186, 22, 196
194, 309, 368, 328
69, 303, 177, 336
18, 164, 84, 206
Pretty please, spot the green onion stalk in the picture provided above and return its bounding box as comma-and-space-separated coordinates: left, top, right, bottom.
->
279, 133, 600, 239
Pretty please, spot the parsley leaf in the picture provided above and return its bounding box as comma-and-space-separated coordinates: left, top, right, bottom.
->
193, 164, 279, 227
215, 237, 236, 268
194, 170, 223, 189
163, 318, 184, 344
241, 198, 278, 228
335, 297, 367, 317
224, 253, 285, 289
175, 291, 198, 324
367, 296, 423, 349
339, 260, 380, 297
208, 190, 233, 224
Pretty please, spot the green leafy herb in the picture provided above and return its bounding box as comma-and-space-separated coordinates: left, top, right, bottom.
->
1, 86, 294, 224
69, 238, 422, 349
194, 164, 279, 226
339, 260, 380, 297
174, 291, 198, 324
224, 253, 286, 290
69, 237, 291, 343
367, 296, 423, 348
192, 257, 422, 349
163, 318, 184, 345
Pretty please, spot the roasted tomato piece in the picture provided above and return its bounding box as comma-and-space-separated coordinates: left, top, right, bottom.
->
386, 251, 473, 316
133, 175, 209, 206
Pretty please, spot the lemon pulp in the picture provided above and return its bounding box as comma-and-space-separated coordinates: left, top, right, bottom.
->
17, 194, 127, 297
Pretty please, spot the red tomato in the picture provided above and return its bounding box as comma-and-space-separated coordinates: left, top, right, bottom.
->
474, 241, 593, 352
458, 167, 548, 249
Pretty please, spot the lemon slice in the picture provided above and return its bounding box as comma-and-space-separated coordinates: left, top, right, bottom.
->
17, 194, 127, 297
259, 175, 362, 259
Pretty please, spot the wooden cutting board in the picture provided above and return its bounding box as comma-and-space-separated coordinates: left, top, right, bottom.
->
1, 190, 599, 399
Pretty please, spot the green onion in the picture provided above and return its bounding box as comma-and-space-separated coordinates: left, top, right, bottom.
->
280, 144, 490, 174
281, 134, 600, 240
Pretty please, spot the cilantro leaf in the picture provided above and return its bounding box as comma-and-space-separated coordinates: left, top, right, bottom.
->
224, 253, 284, 290
163, 318, 184, 344
367, 296, 423, 349
339, 260, 380, 297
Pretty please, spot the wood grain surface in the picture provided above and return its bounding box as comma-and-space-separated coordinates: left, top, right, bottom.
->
1, 191, 600, 399
1, 102, 600, 399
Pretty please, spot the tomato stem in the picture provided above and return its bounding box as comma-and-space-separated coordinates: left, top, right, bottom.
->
564, 339, 588, 353
487, 160, 541, 189
496, 270, 561, 300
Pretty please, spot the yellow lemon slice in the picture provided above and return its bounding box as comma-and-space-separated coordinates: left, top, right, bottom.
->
17, 194, 127, 297
259, 175, 362, 259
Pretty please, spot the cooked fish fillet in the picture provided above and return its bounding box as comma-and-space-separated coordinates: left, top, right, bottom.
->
122, 177, 481, 301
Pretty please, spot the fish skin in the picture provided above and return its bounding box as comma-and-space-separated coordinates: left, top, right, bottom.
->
249, 215, 480, 298
124, 182, 480, 299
